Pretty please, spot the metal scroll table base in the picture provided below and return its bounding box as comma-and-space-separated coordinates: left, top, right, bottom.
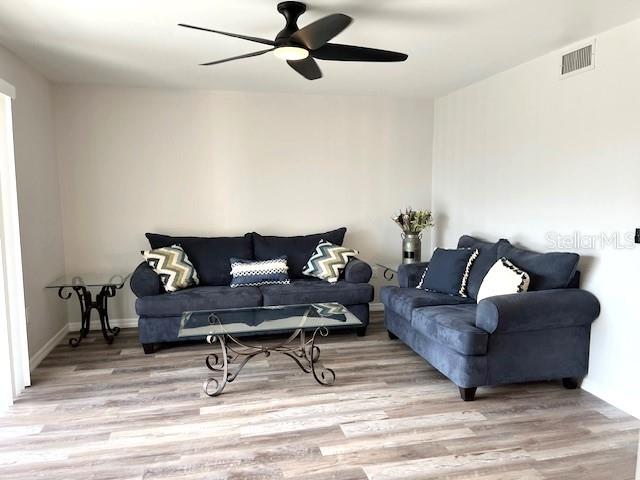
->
202, 326, 336, 397
57, 285, 122, 347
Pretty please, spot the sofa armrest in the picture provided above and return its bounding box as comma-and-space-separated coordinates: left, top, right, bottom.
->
398, 262, 428, 288
343, 258, 373, 283
130, 262, 164, 298
476, 289, 600, 334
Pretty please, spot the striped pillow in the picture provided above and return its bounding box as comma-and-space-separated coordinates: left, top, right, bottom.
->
303, 240, 358, 283
142, 244, 199, 292
230, 256, 290, 288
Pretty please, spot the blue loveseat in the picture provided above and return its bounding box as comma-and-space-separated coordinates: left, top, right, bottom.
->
381, 235, 600, 401
131, 228, 373, 353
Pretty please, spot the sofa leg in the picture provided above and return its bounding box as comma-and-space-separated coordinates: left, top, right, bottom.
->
387, 330, 398, 340
562, 377, 580, 389
142, 343, 155, 355
356, 326, 367, 337
459, 387, 477, 401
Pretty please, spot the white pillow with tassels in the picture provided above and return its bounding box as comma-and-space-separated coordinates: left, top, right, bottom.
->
476, 257, 530, 302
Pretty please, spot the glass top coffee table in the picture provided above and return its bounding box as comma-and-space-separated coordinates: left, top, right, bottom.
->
179, 303, 363, 397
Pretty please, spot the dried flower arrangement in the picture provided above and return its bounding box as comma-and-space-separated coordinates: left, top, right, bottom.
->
392, 208, 434, 235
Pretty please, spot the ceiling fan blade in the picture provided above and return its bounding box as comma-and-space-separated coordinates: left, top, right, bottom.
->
287, 57, 322, 80
290, 14, 352, 50
312, 43, 408, 62
200, 48, 275, 66
178, 23, 275, 46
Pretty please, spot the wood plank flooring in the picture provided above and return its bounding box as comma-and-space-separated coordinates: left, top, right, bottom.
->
0, 313, 637, 479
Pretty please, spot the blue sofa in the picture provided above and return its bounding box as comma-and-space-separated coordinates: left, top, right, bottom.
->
131, 228, 374, 353
381, 235, 600, 401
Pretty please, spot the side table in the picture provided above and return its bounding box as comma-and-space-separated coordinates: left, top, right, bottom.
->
46, 274, 129, 347
376, 264, 399, 281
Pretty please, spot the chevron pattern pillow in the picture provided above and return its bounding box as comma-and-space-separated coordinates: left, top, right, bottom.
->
142, 244, 199, 292
230, 256, 290, 288
303, 240, 358, 283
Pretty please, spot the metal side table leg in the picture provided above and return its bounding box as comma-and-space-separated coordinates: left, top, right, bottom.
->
58, 286, 92, 347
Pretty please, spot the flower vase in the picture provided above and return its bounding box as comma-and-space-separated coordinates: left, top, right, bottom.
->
402, 233, 422, 264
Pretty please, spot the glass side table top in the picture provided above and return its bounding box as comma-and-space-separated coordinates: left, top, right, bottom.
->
179, 302, 362, 339
375, 263, 399, 273
376, 264, 399, 281
46, 273, 129, 289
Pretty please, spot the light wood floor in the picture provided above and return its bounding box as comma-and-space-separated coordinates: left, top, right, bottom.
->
0, 313, 637, 479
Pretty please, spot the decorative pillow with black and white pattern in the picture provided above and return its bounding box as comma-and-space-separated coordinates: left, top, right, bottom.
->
417, 248, 479, 297
142, 244, 199, 292
303, 240, 358, 283
229, 256, 290, 288
476, 257, 530, 302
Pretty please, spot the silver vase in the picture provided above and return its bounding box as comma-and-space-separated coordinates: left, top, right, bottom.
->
402, 233, 422, 264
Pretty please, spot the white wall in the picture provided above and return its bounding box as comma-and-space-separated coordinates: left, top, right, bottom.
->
432, 19, 640, 418
0, 45, 67, 360
53, 85, 433, 319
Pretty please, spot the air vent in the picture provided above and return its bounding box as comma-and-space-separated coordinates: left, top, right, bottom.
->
560, 41, 595, 77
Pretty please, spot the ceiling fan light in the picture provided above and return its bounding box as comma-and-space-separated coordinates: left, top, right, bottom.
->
274, 46, 309, 61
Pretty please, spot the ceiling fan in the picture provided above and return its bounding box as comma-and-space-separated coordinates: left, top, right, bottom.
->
178, 1, 408, 80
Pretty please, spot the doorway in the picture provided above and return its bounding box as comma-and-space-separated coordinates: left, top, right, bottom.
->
0, 79, 30, 409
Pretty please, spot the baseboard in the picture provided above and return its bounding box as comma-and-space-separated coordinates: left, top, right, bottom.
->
29, 318, 137, 371
68, 317, 139, 332
29, 323, 69, 371
582, 377, 640, 420
369, 302, 384, 312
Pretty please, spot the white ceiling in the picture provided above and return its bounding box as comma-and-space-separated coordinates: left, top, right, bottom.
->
1, 0, 640, 98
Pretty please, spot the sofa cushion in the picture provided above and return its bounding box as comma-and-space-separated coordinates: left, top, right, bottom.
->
146, 233, 253, 287
260, 279, 373, 306
417, 247, 478, 297
411, 305, 488, 356
380, 286, 475, 319
497, 241, 579, 291
135, 285, 262, 317
252, 228, 347, 279
457, 235, 502, 300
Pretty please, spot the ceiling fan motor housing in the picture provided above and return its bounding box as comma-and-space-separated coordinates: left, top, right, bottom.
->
178, 1, 407, 81
276, 1, 307, 45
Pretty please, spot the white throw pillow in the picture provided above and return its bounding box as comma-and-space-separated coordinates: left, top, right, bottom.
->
476, 257, 530, 302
